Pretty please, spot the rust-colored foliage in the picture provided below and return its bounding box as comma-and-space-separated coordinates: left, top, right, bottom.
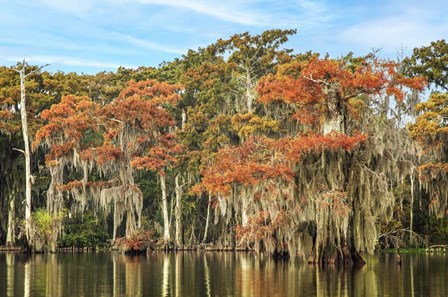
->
33, 95, 99, 165
114, 229, 154, 252
196, 54, 425, 259
80, 145, 123, 165
196, 132, 366, 196
258, 56, 426, 127
236, 210, 290, 242
131, 134, 183, 173
34, 79, 183, 239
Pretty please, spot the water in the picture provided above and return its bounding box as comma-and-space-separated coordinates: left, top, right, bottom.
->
0, 252, 447, 296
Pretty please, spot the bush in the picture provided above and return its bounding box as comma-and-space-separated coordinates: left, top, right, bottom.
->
114, 229, 154, 253
27, 209, 64, 252
58, 212, 109, 249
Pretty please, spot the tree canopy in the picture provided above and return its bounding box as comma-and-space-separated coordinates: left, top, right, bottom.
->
0, 31, 445, 263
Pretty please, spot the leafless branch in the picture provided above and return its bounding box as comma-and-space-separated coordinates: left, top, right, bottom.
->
12, 59, 49, 77
12, 148, 25, 154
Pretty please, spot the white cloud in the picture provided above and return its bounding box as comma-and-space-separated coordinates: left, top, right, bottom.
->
114, 34, 185, 55
136, 0, 267, 26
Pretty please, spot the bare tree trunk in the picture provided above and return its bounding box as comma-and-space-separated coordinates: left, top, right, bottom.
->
160, 174, 170, 242
18, 64, 32, 244
202, 194, 212, 243
410, 174, 415, 245
174, 174, 183, 248
14, 61, 48, 247
245, 67, 254, 113
6, 192, 15, 247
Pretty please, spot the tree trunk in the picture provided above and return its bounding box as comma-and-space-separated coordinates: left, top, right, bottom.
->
174, 174, 183, 248
245, 67, 254, 113
202, 194, 212, 243
18, 65, 33, 244
410, 174, 415, 245
14, 61, 48, 247
6, 191, 15, 247
160, 174, 170, 242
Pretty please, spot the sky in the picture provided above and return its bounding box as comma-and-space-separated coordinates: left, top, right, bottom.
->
0, 0, 447, 74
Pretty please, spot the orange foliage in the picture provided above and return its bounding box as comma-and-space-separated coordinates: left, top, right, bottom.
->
80, 146, 123, 165
417, 162, 448, 181
35, 80, 183, 207
118, 79, 182, 105
236, 210, 290, 241
257, 56, 426, 127
57, 180, 83, 191
33, 95, 99, 150
198, 132, 366, 195
131, 134, 183, 172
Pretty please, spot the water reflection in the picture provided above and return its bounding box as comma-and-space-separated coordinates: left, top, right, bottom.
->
162, 253, 169, 297
0, 252, 447, 296
6, 253, 14, 297
23, 258, 30, 297
203, 254, 211, 297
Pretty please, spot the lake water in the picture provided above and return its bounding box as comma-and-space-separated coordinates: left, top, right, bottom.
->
0, 252, 447, 296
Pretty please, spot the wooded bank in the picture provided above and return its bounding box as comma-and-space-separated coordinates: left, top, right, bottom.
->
1, 31, 447, 265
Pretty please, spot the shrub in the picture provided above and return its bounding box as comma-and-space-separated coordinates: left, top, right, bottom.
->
27, 209, 64, 252
58, 212, 108, 249
114, 229, 154, 253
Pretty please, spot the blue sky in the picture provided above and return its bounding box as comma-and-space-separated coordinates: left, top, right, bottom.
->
1, 0, 446, 74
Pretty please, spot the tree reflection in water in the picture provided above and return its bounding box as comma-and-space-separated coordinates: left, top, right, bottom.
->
0, 252, 447, 296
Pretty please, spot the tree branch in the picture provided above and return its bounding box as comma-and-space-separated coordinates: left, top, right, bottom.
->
12, 148, 25, 154
12, 59, 49, 77
25, 64, 50, 78
108, 118, 124, 124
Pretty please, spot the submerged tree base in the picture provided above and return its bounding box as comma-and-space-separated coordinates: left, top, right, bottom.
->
306, 245, 366, 267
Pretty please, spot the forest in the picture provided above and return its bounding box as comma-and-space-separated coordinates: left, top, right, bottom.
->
0, 30, 447, 265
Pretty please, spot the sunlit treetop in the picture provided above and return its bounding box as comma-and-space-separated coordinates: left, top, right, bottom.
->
258, 56, 426, 128
33, 95, 99, 161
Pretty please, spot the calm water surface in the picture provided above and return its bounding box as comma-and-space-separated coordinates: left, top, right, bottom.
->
0, 252, 447, 296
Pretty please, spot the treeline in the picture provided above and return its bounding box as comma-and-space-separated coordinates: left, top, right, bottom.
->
0, 30, 447, 264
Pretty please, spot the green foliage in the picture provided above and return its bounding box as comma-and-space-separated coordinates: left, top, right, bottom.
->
403, 39, 448, 91
428, 216, 448, 244
58, 212, 108, 249
135, 171, 162, 227
28, 209, 64, 252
